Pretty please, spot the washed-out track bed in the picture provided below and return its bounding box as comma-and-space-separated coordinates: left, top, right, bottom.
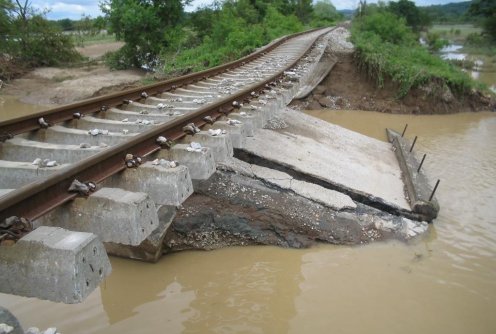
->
0, 27, 334, 303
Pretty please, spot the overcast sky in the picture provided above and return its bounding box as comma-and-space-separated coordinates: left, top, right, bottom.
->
30, 0, 469, 20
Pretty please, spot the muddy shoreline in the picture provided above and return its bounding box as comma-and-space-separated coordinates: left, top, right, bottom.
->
291, 52, 495, 114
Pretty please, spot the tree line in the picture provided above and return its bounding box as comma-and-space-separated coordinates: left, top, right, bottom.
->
101, 0, 342, 71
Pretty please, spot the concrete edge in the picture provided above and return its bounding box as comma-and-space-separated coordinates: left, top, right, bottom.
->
386, 128, 440, 221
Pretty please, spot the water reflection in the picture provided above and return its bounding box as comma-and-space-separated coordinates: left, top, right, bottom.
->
438, 43, 496, 92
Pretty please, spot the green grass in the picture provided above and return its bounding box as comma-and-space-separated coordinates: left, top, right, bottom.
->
352, 17, 481, 98
428, 24, 483, 43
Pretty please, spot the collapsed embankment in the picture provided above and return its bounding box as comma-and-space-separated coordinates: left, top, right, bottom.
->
290, 24, 495, 114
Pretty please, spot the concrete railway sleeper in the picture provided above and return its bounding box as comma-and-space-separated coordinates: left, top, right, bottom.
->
0, 28, 335, 303
0, 26, 439, 304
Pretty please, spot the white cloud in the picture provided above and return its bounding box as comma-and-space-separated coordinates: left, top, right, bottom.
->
31, 0, 102, 19
29, 0, 471, 20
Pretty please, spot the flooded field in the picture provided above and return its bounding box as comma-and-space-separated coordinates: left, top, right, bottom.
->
440, 44, 496, 93
0, 95, 47, 121
1, 106, 495, 333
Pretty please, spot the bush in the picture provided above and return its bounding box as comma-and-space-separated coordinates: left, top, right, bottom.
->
425, 32, 450, 51
161, 3, 305, 76
353, 12, 416, 45
352, 12, 476, 97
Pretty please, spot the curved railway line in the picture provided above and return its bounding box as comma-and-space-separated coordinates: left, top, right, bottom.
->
0, 27, 442, 304
0, 27, 332, 233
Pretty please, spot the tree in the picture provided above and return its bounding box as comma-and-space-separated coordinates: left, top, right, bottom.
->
292, 0, 313, 23
101, 0, 191, 68
388, 0, 429, 32
312, 0, 341, 25
469, 0, 496, 41
57, 18, 74, 31
0, 0, 14, 41
1, 0, 80, 80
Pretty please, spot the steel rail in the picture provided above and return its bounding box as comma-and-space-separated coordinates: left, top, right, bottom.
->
0, 27, 331, 222
0, 28, 320, 140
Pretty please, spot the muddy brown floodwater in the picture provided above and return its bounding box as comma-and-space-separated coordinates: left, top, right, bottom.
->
0, 103, 495, 333
0, 95, 47, 121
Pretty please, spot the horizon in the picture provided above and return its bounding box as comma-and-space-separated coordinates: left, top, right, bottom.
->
28, 0, 472, 20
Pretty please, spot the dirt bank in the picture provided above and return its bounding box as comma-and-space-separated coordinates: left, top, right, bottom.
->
0, 41, 145, 107
292, 52, 495, 114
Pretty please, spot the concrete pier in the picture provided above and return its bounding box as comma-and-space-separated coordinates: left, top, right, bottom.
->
0, 226, 111, 303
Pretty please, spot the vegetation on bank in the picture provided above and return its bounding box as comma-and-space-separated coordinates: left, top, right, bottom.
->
351, 0, 490, 98
101, 0, 342, 73
0, 0, 83, 80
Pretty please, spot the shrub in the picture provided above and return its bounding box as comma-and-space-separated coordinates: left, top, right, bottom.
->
352, 12, 476, 97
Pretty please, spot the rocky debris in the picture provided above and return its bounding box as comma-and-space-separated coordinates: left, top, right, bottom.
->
68, 179, 96, 196
164, 166, 428, 252
88, 128, 109, 136
156, 103, 174, 109
226, 119, 242, 126
208, 129, 226, 136
264, 116, 288, 129
186, 142, 204, 153
134, 119, 155, 125
0, 307, 22, 334
151, 158, 177, 168
31, 158, 57, 168
327, 27, 354, 54
313, 95, 351, 109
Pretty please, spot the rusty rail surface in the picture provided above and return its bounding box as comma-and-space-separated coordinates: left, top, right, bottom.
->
0, 27, 331, 222
0, 28, 319, 139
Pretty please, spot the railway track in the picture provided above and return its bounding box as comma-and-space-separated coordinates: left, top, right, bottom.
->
0, 27, 332, 235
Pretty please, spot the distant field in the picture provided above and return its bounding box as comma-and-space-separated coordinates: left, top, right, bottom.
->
70, 33, 117, 47
429, 24, 482, 42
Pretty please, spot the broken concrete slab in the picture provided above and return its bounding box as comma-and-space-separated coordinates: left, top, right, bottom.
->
387, 129, 440, 220
38, 188, 159, 246
0, 226, 111, 304
248, 163, 356, 210
165, 169, 428, 252
238, 108, 413, 217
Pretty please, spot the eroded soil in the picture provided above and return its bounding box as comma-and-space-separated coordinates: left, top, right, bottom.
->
292, 52, 495, 114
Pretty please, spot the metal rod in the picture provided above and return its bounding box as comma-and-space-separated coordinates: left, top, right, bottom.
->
409, 136, 418, 152
417, 153, 427, 173
401, 124, 408, 137
429, 179, 440, 201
